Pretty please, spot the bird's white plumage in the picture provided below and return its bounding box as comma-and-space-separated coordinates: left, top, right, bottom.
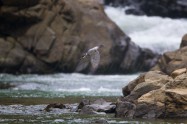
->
87, 46, 99, 53
75, 45, 102, 73
90, 50, 100, 70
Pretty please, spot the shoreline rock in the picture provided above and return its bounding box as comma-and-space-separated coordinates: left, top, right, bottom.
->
116, 36, 187, 119
116, 69, 187, 118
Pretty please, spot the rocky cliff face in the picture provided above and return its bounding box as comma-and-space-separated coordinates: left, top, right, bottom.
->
0, 0, 158, 74
105, 0, 187, 18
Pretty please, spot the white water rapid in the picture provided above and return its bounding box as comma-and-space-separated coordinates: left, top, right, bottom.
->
105, 6, 187, 53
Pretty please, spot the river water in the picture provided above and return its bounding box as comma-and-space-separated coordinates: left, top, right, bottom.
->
0, 6, 187, 124
0, 73, 138, 97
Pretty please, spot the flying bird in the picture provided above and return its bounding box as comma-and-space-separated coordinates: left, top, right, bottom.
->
75, 45, 104, 74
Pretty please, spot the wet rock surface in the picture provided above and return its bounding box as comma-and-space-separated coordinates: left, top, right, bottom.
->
0, 101, 115, 124
43, 103, 79, 113
0, 0, 158, 74
44, 98, 116, 115
80, 98, 116, 114
116, 69, 187, 118
104, 0, 187, 18
44, 103, 66, 112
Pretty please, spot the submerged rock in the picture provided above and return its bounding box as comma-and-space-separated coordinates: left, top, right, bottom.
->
44, 98, 116, 115
0, 82, 15, 89
44, 103, 79, 113
0, 0, 158, 74
44, 103, 66, 112
116, 69, 187, 118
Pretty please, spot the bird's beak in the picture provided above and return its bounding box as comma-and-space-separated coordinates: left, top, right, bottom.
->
81, 54, 85, 59
99, 44, 104, 48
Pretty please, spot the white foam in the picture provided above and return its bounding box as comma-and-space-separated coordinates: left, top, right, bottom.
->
1, 73, 138, 97
98, 86, 119, 92
105, 6, 187, 53
54, 119, 65, 122
57, 87, 91, 92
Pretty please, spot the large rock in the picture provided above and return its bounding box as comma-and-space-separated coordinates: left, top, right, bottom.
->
0, 0, 158, 74
152, 47, 187, 75
116, 69, 187, 118
104, 0, 187, 18
152, 34, 187, 75
122, 71, 172, 100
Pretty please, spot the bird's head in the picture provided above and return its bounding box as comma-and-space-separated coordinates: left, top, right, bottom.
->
98, 44, 104, 49
81, 53, 87, 59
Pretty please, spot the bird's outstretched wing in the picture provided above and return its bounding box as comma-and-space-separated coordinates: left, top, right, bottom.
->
90, 50, 100, 70
75, 55, 90, 72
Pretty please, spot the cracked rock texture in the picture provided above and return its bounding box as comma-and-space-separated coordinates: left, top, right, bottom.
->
116, 70, 187, 118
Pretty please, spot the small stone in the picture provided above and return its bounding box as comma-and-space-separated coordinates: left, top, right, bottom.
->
79, 98, 116, 114
78, 99, 90, 109
44, 103, 66, 112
